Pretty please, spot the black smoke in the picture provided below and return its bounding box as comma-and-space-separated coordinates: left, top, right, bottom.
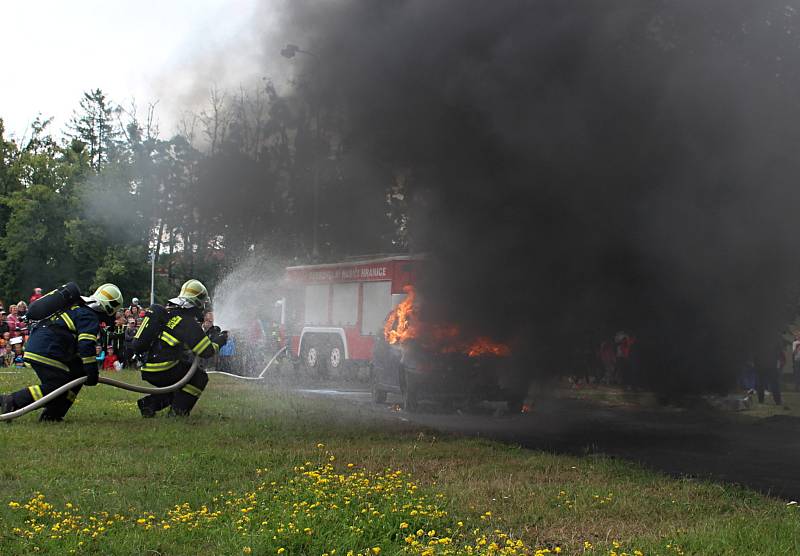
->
275, 1, 800, 395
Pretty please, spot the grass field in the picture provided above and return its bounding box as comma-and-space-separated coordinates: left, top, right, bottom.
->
0, 369, 798, 555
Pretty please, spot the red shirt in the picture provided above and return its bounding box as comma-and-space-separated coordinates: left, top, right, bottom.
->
102, 354, 119, 370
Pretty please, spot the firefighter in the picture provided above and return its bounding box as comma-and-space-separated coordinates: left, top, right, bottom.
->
134, 279, 227, 417
0, 283, 123, 422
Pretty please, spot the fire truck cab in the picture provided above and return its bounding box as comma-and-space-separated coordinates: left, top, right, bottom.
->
284, 255, 420, 375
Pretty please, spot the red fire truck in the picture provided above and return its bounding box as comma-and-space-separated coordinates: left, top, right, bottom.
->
283, 255, 421, 375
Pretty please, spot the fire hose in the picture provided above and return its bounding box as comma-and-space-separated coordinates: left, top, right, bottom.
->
207, 345, 287, 381
0, 356, 200, 422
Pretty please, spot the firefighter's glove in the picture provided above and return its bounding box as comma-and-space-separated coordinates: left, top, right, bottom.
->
207, 325, 221, 338
213, 330, 229, 348
85, 370, 99, 387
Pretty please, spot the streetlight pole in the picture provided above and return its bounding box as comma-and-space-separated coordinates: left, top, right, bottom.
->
150, 249, 156, 306
281, 44, 321, 260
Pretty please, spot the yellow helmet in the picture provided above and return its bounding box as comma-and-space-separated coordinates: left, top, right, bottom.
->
85, 283, 123, 316
171, 279, 210, 309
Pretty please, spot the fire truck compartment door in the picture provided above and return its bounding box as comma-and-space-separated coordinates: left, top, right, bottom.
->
304, 284, 329, 324
361, 281, 392, 335
332, 283, 358, 325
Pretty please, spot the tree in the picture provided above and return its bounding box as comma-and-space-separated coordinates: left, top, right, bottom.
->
67, 89, 121, 170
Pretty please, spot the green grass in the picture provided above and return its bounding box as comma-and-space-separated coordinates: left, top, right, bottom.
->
0, 369, 798, 555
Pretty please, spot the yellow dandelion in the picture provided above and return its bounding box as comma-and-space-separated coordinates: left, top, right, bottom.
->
243, 548, 252, 554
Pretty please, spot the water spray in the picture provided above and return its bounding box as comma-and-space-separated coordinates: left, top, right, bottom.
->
0, 356, 201, 422
207, 345, 288, 380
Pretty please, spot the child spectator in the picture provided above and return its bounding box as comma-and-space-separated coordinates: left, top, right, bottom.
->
96, 344, 106, 366
10, 338, 24, 368
103, 345, 120, 371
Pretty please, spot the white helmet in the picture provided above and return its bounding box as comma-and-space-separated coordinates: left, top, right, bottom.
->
83, 283, 123, 316
169, 279, 210, 310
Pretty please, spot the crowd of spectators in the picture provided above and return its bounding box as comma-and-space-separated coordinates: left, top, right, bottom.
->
0, 289, 149, 371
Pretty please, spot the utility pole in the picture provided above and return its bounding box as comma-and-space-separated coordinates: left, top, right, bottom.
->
150, 249, 156, 306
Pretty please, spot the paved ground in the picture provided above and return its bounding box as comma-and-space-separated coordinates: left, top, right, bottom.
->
290, 383, 800, 501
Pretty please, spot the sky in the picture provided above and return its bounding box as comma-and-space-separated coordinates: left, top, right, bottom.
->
0, 0, 289, 141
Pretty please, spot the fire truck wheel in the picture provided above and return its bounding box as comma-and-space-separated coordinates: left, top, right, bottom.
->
302, 340, 324, 375
326, 339, 345, 374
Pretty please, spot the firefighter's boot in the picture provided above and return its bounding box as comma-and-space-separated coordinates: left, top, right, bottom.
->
1, 394, 15, 419
137, 397, 156, 418
169, 370, 208, 417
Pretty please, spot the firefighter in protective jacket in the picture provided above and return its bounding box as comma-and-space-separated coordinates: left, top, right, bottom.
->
0, 283, 123, 421
134, 279, 227, 417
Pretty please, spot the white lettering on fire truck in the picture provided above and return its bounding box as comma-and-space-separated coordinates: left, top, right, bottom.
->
306, 265, 387, 282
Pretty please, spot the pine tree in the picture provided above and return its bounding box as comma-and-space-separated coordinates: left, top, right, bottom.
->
67, 89, 120, 170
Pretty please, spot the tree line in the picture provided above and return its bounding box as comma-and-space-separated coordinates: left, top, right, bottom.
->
0, 83, 406, 303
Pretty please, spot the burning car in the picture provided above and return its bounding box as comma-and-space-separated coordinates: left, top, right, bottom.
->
371, 286, 527, 412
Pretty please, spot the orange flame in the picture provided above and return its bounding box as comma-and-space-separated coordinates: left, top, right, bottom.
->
384, 286, 510, 357
384, 285, 418, 345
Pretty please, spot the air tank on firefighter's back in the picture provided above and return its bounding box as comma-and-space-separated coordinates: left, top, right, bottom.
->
27, 282, 83, 321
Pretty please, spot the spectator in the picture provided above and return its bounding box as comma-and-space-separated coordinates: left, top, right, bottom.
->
98, 321, 109, 350
95, 344, 106, 366
740, 357, 757, 394
123, 319, 138, 367
615, 331, 637, 387
10, 338, 24, 368
129, 297, 141, 316
598, 340, 616, 383
755, 339, 784, 406
29, 287, 43, 304
218, 334, 236, 373
14, 301, 29, 339
793, 335, 800, 392
0, 334, 7, 367
0, 309, 8, 336
1, 332, 10, 367
6, 304, 18, 337
102, 346, 120, 371
202, 311, 215, 333
110, 314, 126, 355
